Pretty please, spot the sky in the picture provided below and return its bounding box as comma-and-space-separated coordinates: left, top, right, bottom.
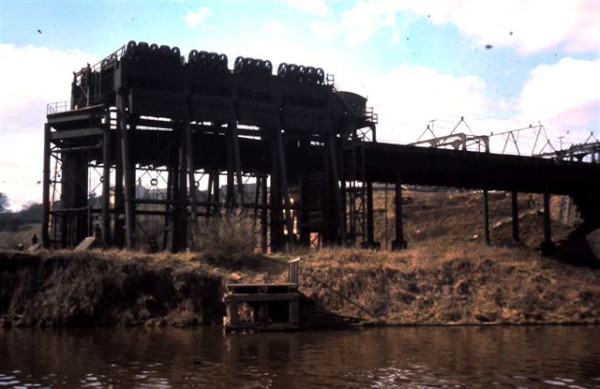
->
0, 0, 599, 210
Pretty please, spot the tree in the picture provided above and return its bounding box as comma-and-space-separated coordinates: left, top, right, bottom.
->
0, 193, 8, 213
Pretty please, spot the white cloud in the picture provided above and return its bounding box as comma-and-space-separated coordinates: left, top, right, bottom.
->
184, 6, 211, 28
263, 19, 285, 35
287, 0, 328, 16
341, 0, 400, 45
0, 44, 95, 133
341, 64, 490, 143
518, 57, 600, 129
309, 20, 340, 41
433, 0, 600, 54
340, 0, 599, 54
0, 44, 96, 210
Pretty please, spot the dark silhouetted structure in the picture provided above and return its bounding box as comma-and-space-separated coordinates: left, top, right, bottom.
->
42, 41, 600, 254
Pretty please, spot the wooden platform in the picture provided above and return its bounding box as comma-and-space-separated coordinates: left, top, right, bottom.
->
223, 283, 301, 331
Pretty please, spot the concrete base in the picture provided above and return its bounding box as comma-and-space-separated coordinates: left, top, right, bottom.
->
74, 236, 106, 251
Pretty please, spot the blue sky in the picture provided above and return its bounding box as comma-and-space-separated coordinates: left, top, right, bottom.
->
1, 0, 599, 210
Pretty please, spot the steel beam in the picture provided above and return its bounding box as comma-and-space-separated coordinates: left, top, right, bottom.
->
117, 93, 136, 249
483, 189, 490, 245
102, 115, 111, 245
511, 191, 519, 242
541, 184, 555, 255
42, 124, 51, 248
392, 174, 407, 250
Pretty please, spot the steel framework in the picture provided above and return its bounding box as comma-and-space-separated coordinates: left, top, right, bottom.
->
43, 41, 377, 252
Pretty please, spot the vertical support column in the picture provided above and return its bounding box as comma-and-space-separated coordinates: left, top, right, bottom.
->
542, 184, 555, 255
206, 169, 220, 217
261, 176, 269, 253
177, 124, 188, 251
511, 191, 519, 242
273, 127, 295, 249
213, 170, 220, 214
226, 124, 235, 211
269, 133, 283, 252
114, 131, 125, 248
483, 189, 491, 245
392, 174, 407, 250
163, 168, 173, 251
117, 93, 135, 250
364, 181, 377, 248
62, 149, 89, 247
102, 114, 111, 246
327, 132, 345, 245
184, 120, 199, 250
229, 122, 245, 208
42, 123, 51, 248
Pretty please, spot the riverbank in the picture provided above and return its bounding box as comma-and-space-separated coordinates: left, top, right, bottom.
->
1, 241, 599, 328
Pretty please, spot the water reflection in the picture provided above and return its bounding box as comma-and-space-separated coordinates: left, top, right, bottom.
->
1, 326, 599, 388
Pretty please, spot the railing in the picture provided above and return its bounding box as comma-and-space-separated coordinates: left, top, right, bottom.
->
401, 117, 599, 163
364, 107, 378, 124
287, 257, 300, 284
47, 101, 70, 114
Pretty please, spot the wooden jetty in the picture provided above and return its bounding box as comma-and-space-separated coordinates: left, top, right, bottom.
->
224, 258, 301, 331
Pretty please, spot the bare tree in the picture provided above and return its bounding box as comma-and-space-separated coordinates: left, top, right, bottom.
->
0, 193, 8, 213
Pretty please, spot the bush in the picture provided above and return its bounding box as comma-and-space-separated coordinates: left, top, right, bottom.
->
199, 212, 257, 259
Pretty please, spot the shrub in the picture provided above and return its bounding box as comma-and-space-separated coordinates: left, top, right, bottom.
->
199, 212, 257, 259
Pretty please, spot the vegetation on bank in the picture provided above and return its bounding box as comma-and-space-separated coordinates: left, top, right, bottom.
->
1, 190, 599, 328
1, 240, 599, 328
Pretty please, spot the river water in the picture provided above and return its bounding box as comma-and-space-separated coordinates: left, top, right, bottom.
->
1, 326, 599, 388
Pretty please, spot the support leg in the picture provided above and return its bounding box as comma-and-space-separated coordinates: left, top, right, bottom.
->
363, 181, 379, 249
42, 124, 51, 248
511, 191, 519, 242
102, 118, 111, 246
483, 189, 491, 245
541, 185, 555, 255
392, 174, 407, 250
117, 93, 135, 250
261, 176, 269, 253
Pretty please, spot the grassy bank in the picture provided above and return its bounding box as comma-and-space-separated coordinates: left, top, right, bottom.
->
297, 244, 600, 325
1, 241, 599, 328
0, 250, 227, 328
1, 190, 598, 328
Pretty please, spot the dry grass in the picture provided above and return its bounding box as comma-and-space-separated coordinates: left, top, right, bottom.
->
2, 189, 598, 328
198, 212, 258, 260
0, 225, 40, 250
296, 242, 600, 325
